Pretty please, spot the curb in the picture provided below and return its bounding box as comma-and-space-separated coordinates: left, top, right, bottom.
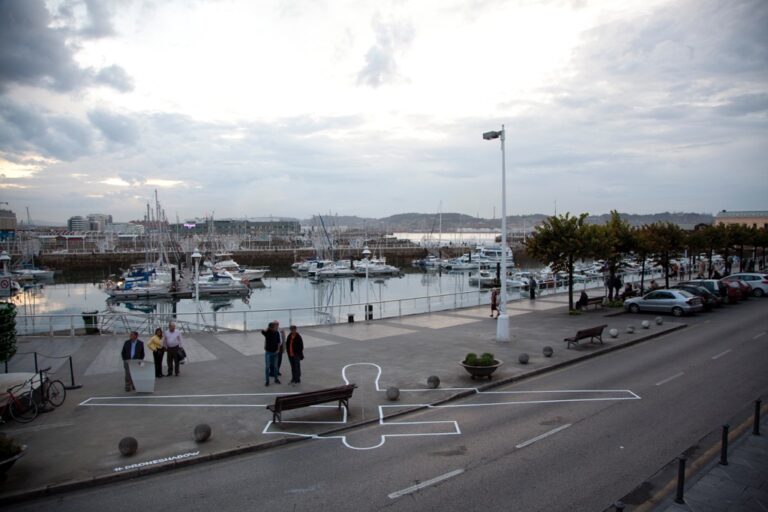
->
0, 322, 687, 506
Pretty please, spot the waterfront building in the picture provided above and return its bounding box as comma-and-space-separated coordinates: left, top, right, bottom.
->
714, 210, 768, 229
67, 216, 89, 232
0, 209, 17, 242
87, 213, 113, 232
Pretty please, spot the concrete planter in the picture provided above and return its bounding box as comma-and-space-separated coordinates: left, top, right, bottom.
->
460, 359, 503, 380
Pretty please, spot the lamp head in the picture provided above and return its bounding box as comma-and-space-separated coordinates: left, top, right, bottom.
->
483, 130, 502, 140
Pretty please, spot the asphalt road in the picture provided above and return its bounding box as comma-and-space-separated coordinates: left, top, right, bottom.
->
9, 300, 768, 512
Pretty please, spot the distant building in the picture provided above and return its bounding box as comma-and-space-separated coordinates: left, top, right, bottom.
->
105, 222, 145, 235
67, 216, 89, 231
714, 210, 768, 229
177, 217, 300, 236
87, 213, 113, 232
0, 209, 17, 241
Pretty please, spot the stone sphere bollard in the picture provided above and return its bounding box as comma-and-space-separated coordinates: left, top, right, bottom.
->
641, 320, 650, 329
386, 386, 400, 401
655, 316, 664, 325
626, 325, 635, 334
427, 375, 440, 389
194, 423, 212, 443
543, 346, 554, 358
518, 353, 530, 364
609, 328, 619, 338
119, 436, 138, 457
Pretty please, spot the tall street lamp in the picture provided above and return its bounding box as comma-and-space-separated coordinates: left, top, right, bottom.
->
483, 126, 510, 342
192, 248, 201, 303
362, 246, 371, 320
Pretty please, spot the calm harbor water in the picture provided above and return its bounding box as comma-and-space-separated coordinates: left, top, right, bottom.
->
12, 269, 523, 335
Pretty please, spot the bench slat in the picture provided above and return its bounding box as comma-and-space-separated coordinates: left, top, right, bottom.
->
267, 384, 356, 423
564, 324, 607, 349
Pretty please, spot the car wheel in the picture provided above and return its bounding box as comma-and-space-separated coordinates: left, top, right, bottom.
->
629, 304, 640, 314
754, 288, 765, 297
672, 306, 684, 317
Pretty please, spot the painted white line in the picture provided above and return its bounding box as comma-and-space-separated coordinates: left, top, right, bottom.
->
753, 331, 766, 340
515, 424, 572, 449
4, 422, 75, 434
655, 372, 685, 387
387, 469, 465, 499
712, 349, 732, 360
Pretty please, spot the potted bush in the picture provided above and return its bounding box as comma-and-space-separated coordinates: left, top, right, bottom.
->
460, 352, 503, 380
0, 433, 26, 481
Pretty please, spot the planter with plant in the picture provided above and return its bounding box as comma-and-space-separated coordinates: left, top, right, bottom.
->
460, 352, 503, 380
0, 433, 26, 481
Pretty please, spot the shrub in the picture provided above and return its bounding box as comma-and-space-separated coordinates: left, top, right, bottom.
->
463, 353, 478, 365
463, 352, 497, 366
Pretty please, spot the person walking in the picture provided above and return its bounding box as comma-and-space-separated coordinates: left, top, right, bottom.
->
121, 331, 145, 392
163, 321, 183, 377
285, 325, 304, 384
261, 322, 282, 386
490, 288, 499, 318
529, 277, 537, 300
274, 320, 286, 377
147, 327, 165, 379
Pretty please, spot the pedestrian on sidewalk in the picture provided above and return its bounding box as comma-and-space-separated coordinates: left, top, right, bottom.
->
261, 322, 281, 386
121, 331, 145, 392
286, 325, 304, 384
490, 288, 499, 318
163, 321, 184, 377
529, 277, 537, 300
274, 319, 286, 377
147, 327, 165, 379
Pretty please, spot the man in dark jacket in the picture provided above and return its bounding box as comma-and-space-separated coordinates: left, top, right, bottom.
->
285, 325, 305, 384
121, 331, 145, 392
261, 322, 282, 386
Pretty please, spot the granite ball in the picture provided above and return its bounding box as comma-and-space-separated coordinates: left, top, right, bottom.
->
626, 325, 635, 334
119, 436, 138, 457
518, 353, 530, 364
427, 376, 440, 389
655, 316, 664, 325
609, 328, 619, 338
386, 386, 400, 401
194, 423, 212, 443
641, 320, 650, 329
543, 346, 554, 358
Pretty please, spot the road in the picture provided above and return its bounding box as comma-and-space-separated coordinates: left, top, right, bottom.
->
9, 300, 768, 512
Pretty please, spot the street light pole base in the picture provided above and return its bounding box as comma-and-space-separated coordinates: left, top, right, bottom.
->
495, 313, 510, 342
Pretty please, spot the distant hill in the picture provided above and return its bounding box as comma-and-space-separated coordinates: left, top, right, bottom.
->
302, 212, 714, 232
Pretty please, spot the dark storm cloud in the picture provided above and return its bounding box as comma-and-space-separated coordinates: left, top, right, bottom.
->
357, 17, 414, 87
0, 0, 132, 93
88, 109, 139, 144
0, 98, 93, 160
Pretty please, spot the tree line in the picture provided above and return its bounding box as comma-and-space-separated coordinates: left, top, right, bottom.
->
525, 211, 768, 311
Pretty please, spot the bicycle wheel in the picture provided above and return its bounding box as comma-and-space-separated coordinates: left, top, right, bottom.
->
46, 380, 66, 407
9, 393, 38, 423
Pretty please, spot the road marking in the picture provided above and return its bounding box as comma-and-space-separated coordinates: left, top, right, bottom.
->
712, 349, 732, 360
3, 422, 75, 434
515, 424, 572, 449
655, 372, 685, 386
388, 469, 464, 499
753, 331, 766, 340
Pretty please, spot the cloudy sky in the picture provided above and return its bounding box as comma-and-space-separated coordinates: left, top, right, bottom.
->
0, 0, 766, 224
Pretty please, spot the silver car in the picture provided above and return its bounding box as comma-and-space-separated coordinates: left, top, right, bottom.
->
624, 289, 704, 317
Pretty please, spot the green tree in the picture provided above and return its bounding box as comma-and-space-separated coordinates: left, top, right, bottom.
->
599, 211, 634, 300
0, 303, 16, 364
645, 222, 685, 288
526, 213, 599, 310
631, 225, 654, 293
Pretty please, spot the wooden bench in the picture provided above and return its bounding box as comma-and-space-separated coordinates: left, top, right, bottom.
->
267, 384, 356, 423
577, 296, 605, 310
564, 324, 607, 349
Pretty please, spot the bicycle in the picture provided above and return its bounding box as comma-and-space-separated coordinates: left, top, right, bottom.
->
3, 380, 38, 423
38, 367, 66, 408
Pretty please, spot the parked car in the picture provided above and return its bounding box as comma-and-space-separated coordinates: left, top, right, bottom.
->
671, 284, 720, 310
682, 279, 732, 303
721, 277, 751, 300
624, 289, 704, 317
726, 273, 768, 297
720, 280, 744, 303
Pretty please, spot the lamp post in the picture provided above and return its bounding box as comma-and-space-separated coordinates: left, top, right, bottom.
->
192, 248, 201, 303
483, 125, 510, 342
362, 246, 371, 320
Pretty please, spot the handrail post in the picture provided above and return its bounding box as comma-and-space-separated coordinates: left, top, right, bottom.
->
674, 456, 687, 504
243, 311, 247, 332
33, 352, 39, 373
66, 355, 82, 390
70, 316, 74, 337
719, 424, 729, 465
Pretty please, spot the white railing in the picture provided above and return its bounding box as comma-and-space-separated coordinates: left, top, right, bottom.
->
14, 269, 664, 337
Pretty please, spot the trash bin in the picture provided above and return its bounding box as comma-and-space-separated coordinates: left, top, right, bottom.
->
347, 313, 355, 323
82, 311, 99, 334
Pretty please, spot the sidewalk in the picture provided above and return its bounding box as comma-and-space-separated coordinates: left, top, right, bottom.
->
652, 415, 768, 512
1, 294, 681, 503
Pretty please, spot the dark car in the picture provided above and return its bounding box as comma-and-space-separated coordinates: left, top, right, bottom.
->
671, 284, 720, 310
682, 279, 731, 303
721, 277, 751, 300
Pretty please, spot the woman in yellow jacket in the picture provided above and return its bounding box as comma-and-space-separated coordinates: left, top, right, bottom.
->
147, 328, 165, 379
